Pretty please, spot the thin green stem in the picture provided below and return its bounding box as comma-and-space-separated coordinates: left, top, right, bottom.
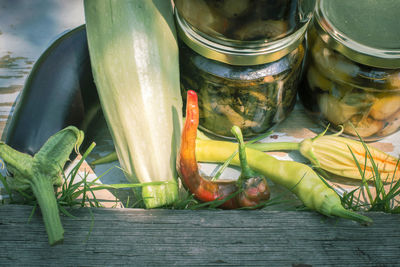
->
210, 130, 273, 181
247, 142, 300, 152
231, 126, 256, 179
30, 175, 64, 245
68, 142, 96, 189
0, 173, 13, 202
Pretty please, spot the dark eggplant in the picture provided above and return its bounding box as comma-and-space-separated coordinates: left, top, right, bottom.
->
5, 25, 100, 155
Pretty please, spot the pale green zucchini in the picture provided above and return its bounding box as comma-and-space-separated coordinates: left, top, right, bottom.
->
84, 0, 182, 208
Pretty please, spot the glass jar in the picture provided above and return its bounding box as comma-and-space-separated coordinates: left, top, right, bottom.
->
299, 0, 400, 140
174, 0, 313, 42
175, 0, 315, 139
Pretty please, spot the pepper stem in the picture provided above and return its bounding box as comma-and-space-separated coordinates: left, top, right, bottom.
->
29, 175, 64, 245
247, 141, 300, 152
231, 126, 257, 180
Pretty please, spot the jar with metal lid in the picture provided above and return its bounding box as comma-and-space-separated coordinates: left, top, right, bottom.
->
175, 0, 315, 139
299, 0, 400, 140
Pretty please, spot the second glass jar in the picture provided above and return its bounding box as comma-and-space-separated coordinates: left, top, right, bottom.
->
299, 0, 400, 140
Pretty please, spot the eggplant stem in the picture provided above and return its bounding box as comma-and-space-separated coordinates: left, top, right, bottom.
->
30, 175, 64, 245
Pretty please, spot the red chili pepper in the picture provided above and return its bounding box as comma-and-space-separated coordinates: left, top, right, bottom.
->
177, 90, 270, 208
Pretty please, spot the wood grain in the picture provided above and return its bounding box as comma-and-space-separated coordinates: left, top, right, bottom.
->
1, 205, 399, 266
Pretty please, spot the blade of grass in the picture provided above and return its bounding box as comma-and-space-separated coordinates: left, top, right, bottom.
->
80, 175, 88, 207
84, 207, 95, 243
0, 173, 13, 202
16, 189, 35, 202
74, 181, 175, 192
58, 205, 77, 218
67, 142, 96, 189
339, 129, 400, 213
86, 182, 102, 208
347, 146, 374, 206
27, 204, 37, 223
188, 190, 241, 209
210, 150, 238, 181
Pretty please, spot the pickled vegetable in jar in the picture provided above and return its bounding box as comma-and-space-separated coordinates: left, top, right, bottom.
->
299, 0, 400, 140
179, 41, 304, 139
175, 0, 315, 139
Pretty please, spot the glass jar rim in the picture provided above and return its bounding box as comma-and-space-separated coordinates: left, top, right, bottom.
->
314, 0, 400, 69
175, 9, 310, 66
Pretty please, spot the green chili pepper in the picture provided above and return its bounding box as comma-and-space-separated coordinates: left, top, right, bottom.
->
195, 138, 373, 224
0, 126, 84, 245
248, 129, 400, 181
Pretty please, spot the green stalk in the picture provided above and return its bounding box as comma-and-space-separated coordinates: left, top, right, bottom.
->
231, 126, 257, 180
142, 182, 178, 208
29, 175, 64, 245
247, 142, 300, 152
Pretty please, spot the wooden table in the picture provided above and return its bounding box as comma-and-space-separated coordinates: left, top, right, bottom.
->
1, 1, 400, 266
1, 205, 400, 267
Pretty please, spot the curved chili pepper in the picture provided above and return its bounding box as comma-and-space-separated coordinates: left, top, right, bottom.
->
177, 90, 270, 208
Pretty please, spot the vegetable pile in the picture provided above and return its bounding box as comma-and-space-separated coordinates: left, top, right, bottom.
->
186, 91, 372, 224
2, 0, 400, 247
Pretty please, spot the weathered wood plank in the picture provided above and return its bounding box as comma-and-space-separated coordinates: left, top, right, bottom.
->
0, 205, 399, 266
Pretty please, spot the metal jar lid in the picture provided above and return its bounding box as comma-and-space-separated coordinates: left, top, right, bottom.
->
314, 0, 400, 69
175, 7, 312, 66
